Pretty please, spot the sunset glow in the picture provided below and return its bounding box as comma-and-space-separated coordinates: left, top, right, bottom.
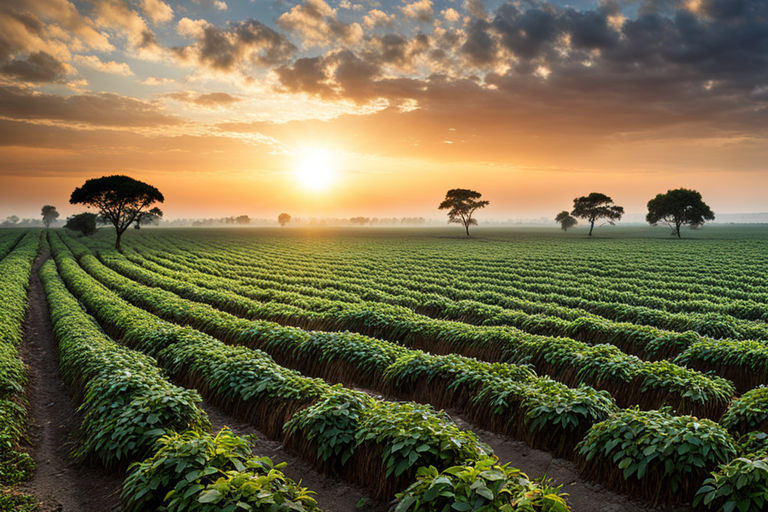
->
295, 148, 338, 191
0, 1, 766, 220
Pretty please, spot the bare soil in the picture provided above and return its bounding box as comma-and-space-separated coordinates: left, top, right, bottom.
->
200, 399, 388, 512
17, 250, 123, 511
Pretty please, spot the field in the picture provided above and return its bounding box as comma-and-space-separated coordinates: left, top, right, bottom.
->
3, 225, 768, 512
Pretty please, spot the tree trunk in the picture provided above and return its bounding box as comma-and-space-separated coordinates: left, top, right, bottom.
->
676, 223, 681, 239
115, 230, 122, 252
588, 220, 594, 236
465, 223, 470, 238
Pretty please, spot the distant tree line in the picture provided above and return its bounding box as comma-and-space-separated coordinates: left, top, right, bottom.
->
434, 187, 715, 239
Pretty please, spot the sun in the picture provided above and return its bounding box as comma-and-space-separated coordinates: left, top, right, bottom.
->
295, 148, 337, 191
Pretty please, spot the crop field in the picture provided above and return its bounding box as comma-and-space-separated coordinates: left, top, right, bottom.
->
3, 225, 768, 512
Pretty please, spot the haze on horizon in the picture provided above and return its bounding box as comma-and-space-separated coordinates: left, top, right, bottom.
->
1, 0, 766, 220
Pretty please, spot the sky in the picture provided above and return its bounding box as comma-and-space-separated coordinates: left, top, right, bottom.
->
0, 0, 766, 220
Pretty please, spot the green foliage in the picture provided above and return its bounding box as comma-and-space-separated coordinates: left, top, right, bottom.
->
41, 260, 210, 467
285, 387, 371, 465
646, 188, 715, 237
64, 212, 97, 236
577, 408, 737, 502
721, 387, 768, 435
357, 401, 489, 480
123, 429, 320, 512
695, 456, 768, 512
393, 457, 569, 512
0, 232, 39, 495
0, 491, 37, 512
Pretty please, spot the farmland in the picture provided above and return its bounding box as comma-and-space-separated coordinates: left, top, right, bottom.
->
2, 225, 768, 511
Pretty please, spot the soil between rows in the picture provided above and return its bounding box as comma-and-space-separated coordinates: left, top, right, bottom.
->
17, 250, 123, 511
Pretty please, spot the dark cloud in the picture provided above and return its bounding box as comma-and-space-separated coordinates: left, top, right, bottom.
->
0, 86, 180, 127
0, 51, 66, 82
173, 19, 295, 71
461, 19, 496, 65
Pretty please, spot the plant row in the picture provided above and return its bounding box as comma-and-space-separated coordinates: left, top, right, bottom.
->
83, 239, 736, 418
131, 233, 768, 325
48, 235, 568, 508
0, 230, 25, 262
40, 259, 321, 511
64, 233, 619, 459
115, 241, 766, 394
96, 233, 761, 507
0, 231, 39, 506
162, 237, 768, 337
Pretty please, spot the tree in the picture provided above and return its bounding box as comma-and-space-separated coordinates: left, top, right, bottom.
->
555, 211, 577, 231
5, 215, 19, 225
64, 213, 97, 236
571, 192, 624, 236
134, 207, 163, 229
235, 215, 251, 225
278, 213, 291, 227
70, 175, 164, 251
41, 205, 59, 228
350, 216, 371, 226
438, 188, 489, 237
646, 188, 715, 238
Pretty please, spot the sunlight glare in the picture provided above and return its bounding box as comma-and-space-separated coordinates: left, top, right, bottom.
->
295, 148, 337, 191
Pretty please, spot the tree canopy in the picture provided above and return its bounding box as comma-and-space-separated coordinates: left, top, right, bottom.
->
438, 188, 489, 237
134, 207, 163, 229
555, 211, 577, 231
571, 193, 624, 236
646, 188, 715, 238
41, 205, 59, 228
278, 213, 291, 227
64, 212, 97, 236
70, 175, 164, 251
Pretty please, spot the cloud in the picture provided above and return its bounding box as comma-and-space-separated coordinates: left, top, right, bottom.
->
363, 9, 396, 29
74, 54, 133, 75
92, 0, 161, 58
0, 51, 67, 82
177, 17, 208, 38
141, 76, 175, 86
0, 85, 180, 127
193, 0, 228, 11
164, 91, 241, 107
464, 0, 487, 19
401, 0, 434, 22
141, 0, 173, 24
442, 8, 461, 23
173, 19, 296, 72
2, 0, 112, 53
277, 0, 363, 47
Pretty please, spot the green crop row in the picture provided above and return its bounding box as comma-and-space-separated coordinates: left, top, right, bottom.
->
148, 236, 768, 341
62, 233, 618, 459
126, 242, 765, 396
123, 237, 768, 367
0, 231, 39, 499
40, 259, 322, 511
128, 233, 768, 330
84, 239, 735, 419
0, 231, 24, 261
56, 233, 759, 508
127, 230, 768, 307
48, 234, 566, 508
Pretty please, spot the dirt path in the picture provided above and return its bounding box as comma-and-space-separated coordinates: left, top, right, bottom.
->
17, 249, 123, 512
200, 400, 387, 512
